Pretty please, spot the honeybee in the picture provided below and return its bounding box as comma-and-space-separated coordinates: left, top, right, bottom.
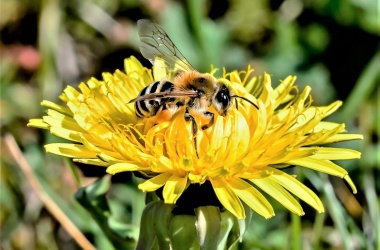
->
129, 19, 258, 135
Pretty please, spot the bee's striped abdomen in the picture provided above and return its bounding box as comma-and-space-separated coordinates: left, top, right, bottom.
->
135, 80, 175, 118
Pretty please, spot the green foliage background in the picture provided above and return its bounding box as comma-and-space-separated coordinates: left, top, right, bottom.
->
1, 0, 379, 249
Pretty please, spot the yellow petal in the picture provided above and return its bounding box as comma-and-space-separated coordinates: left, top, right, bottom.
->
209, 116, 225, 153
289, 107, 323, 133
44, 143, 97, 158
228, 177, 274, 218
27, 119, 49, 129
287, 158, 348, 178
300, 124, 346, 146
294, 86, 311, 110
265, 167, 324, 213
124, 56, 148, 81
210, 178, 245, 219
244, 75, 261, 96
153, 60, 168, 81
271, 148, 318, 164
229, 71, 242, 84
106, 163, 141, 174
273, 75, 296, 105
97, 153, 128, 164
250, 178, 304, 215
322, 134, 363, 143
225, 111, 250, 166
259, 73, 274, 106
73, 158, 108, 166
64, 85, 82, 100
163, 174, 188, 203
313, 121, 345, 133
322, 101, 342, 118
41, 100, 73, 116
138, 172, 172, 192
50, 127, 82, 142
343, 175, 357, 193
43, 113, 85, 132
310, 147, 361, 160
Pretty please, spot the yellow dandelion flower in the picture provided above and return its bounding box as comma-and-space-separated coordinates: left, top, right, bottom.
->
28, 56, 362, 219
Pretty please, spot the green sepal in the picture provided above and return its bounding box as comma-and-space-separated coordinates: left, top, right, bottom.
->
135, 201, 159, 250
145, 191, 160, 204
239, 202, 253, 240
219, 210, 239, 250
195, 206, 221, 250
170, 214, 199, 249
153, 201, 175, 249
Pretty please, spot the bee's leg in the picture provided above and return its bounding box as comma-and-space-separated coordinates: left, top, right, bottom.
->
184, 108, 199, 158
201, 111, 214, 130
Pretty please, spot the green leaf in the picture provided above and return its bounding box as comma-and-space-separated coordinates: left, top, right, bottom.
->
108, 217, 139, 240
75, 176, 135, 249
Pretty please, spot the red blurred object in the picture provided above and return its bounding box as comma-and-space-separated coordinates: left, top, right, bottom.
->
1, 45, 41, 71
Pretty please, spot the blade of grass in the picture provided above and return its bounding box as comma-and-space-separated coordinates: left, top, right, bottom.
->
305, 171, 353, 250
312, 212, 326, 250
323, 177, 353, 250
38, 0, 62, 100
338, 51, 380, 123
291, 212, 302, 250
4, 133, 96, 250
363, 170, 380, 249
65, 158, 82, 188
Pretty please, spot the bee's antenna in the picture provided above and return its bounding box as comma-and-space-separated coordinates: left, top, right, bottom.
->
232, 95, 259, 110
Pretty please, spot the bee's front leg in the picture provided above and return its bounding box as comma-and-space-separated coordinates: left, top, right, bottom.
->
201, 111, 214, 130
184, 108, 199, 158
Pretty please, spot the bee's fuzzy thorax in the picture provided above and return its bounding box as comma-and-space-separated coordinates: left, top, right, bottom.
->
174, 72, 216, 93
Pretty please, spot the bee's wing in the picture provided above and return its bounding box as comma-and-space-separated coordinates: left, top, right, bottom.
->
128, 91, 198, 103
137, 19, 195, 73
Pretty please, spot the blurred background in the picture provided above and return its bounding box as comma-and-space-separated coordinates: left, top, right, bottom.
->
1, 0, 379, 249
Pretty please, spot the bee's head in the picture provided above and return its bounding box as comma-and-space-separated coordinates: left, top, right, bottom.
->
213, 83, 233, 116
213, 81, 259, 116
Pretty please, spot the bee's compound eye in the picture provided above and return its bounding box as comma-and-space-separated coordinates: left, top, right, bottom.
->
216, 90, 230, 108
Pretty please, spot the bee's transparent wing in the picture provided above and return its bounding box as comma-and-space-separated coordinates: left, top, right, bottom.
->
128, 91, 198, 103
137, 19, 195, 73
